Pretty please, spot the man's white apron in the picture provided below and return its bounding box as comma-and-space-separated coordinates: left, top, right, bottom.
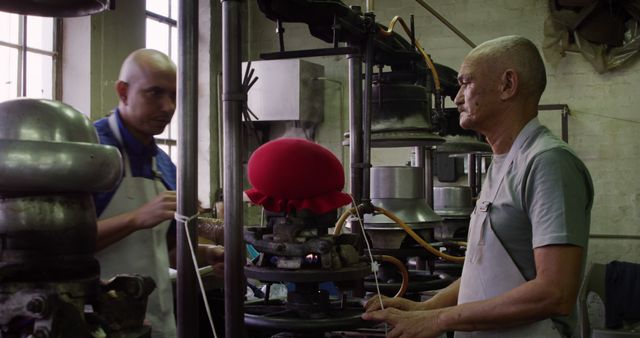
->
455, 123, 562, 338
95, 114, 176, 338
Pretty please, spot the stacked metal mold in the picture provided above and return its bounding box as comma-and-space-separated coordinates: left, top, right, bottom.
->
244, 210, 372, 338
354, 65, 462, 300
361, 165, 455, 300
363, 166, 441, 250
0, 99, 153, 338
430, 110, 492, 278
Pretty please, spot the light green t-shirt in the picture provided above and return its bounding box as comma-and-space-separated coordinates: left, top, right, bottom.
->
481, 118, 594, 337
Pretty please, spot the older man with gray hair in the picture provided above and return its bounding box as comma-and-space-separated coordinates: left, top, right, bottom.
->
363, 36, 593, 338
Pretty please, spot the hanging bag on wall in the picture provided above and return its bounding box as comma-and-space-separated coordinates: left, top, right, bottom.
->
543, 0, 640, 73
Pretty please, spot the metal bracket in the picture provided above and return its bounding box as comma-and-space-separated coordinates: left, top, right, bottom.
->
538, 104, 570, 143
260, 47, 360, 60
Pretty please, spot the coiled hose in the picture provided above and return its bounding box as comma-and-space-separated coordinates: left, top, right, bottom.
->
374, 255, 409, 298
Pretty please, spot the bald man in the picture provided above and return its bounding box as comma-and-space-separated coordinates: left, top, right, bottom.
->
92, 49, 222, 338
363, 36, 593, 338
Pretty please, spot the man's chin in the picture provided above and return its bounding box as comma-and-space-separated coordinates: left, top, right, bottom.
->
459, 118, 474, 130
149, 125, 169, 136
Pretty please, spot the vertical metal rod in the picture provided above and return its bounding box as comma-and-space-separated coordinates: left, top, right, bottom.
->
332, 15, 339, 49
176, 0, 199, 336
425, 147, 434, 208
362, 12, 375, 203
347, 48, 363, 207
365, 0, 374, 12
468, 153, 477, 198
410, 14, 415, 49
347, 6, 364, 298
221, 0, 245, 337
277, 19, 285, 52
19, 15, 26, 96
475, 154, 482, 193
562, 107, 569, 143
376, 65, 382, 110
413, 146, 425, 199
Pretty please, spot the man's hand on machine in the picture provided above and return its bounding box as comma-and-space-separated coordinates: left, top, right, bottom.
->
199, 244, 224, 276
132, 191, 177, 230
363, 294, 423, 312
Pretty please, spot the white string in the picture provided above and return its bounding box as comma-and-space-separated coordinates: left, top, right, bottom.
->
174, 211, 200, 225
346, 196, 389, 337
174, 212, 219, 338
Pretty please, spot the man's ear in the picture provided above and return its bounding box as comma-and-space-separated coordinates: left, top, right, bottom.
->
115, 81, 129, 104
500, 69, 518, 100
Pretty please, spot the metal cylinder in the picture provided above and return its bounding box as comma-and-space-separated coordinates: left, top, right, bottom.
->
176, 0, 199, 336
222, 0, 245, 337
365, 166, 442, 228
370, 167, 424, 199
433, 186, 473, 217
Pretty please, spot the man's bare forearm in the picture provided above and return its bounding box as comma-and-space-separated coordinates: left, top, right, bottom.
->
96, 212, 137, 251
437, 245, 583, 332
421, 278, 460, 310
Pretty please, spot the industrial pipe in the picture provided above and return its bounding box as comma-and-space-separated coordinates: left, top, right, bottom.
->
362, 12, 375, 204
176, 0, 199, 336
221, 0, 246, 337
414, 0, 476, 48
347, 36, 364, 242
347, 30, 363, 208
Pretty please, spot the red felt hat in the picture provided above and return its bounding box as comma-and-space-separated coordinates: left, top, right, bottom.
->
245, 138, 352, 214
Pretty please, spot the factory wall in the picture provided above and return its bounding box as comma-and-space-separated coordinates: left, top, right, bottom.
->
62, 1, 145, 119
246, 0, 640, 266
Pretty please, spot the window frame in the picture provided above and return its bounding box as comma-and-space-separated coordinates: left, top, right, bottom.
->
0, 12, 61, 100
146, 2, 178, 162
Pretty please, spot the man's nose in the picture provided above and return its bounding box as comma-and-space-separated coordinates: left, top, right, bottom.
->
161, 94, 176, 113
453, 88, 463, 106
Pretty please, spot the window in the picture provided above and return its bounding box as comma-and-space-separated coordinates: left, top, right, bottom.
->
146, 0, 179, 163
0, 11, 58, 101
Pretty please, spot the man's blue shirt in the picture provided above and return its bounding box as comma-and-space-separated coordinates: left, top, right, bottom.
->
92, 109, 176, 217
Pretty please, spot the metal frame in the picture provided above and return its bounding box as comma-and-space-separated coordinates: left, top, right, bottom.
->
176, 0, 199, 337
538, 104, 570, 143
221, 0, 245, 337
